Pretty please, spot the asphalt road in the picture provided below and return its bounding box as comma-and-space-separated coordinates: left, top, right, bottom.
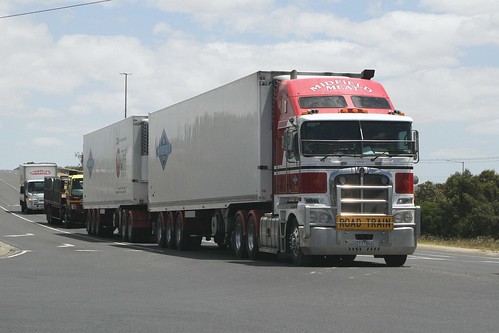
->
1, 170, 498, 333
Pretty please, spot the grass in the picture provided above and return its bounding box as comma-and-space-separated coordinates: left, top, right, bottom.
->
419, 235, 499, 252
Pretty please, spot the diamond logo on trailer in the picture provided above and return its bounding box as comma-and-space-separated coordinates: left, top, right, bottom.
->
87, 149, 94, 178
156, 129, 172, 170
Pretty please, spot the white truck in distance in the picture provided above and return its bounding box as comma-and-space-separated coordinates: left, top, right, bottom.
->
19, 163, 57, 213
83, 70, 420, 266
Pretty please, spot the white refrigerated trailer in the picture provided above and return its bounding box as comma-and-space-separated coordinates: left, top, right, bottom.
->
83, 116, 149, 239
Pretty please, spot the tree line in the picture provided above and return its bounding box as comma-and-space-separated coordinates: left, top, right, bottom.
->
415, 169, 499, 239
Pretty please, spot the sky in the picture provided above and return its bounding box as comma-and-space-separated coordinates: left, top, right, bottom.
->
1, 0, 499, 184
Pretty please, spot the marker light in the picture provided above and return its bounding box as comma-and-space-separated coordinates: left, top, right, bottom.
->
389, 110, 406, 116
340, 108, 368, 114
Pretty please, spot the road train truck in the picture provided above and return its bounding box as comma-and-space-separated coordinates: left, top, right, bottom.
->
19, 162, 57, 213
83, 70, 420, 266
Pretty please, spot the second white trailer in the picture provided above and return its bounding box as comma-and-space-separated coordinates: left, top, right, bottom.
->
83, 116, 149, 238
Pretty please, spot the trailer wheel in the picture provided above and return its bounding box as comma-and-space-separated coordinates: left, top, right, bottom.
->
95, 210, 103, 236
165, 212, 176, 249
86, 210, 92, 235
90, 209, 98, 235
175, 213, 187, 250
288, 219, 311, 266
156, 213, 166, 248
127, 211, 138, 243
246, 215, 259, 260
121, 210, 128, 241
384, 255, 407, 267
232, 212, 247, 258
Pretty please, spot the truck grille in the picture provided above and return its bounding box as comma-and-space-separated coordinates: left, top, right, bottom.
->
333, 172, 392, 215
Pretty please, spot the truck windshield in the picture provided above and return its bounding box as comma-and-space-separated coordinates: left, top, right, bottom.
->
27, 181, 44, 193
301, 120, 414, 157
298, 96, 347, 109
351, 96, 391, 109
71, 179, 84, 197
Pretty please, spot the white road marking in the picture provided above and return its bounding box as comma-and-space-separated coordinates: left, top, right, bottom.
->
6, 250, 31, 258
75, 249, 100, 252
409, 255, 446, 261
58, 243, 75, 248
4, 233, 34, 238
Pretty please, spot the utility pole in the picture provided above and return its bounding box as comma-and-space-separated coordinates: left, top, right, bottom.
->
120, 72, 131, 118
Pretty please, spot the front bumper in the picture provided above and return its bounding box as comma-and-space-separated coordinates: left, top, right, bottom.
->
300, 225, 417, 256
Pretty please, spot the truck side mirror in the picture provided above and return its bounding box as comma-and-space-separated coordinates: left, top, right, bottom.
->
282, 130, 294, 152
283, 130, 299, 161
412, 130, 420, 163
20, 185, 25, 194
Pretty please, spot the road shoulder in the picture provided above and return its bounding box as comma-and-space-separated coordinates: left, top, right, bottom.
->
418, 243, 499, 257
0, 240, 21, 259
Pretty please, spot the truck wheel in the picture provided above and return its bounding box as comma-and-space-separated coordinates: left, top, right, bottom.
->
246, 215, 259, 260
156, 213, 166, 248
288, 220, 311, 266
63, 209, 72, 229
86, 210, 92, 235
46, 206, 52, 224
127, 211, 138, 243
175, 213, 187, 250
121, 210, 128, 241
95, 211, 103, 236
384, 255, 407, 267
232, 212, 247, 258
165, 213, 175, 249
89, 210, 97, 235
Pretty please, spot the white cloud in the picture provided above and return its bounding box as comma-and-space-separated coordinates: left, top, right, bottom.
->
1, 0, 499, 179
384, 67, 499, 124
31, 137, 65, 147
419, 0, 499, 16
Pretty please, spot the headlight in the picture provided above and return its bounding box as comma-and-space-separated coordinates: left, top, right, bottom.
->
394, 211, 413, 223
318, 213, 332, 224
397, 197, 413, 204
309, 210, 332, 224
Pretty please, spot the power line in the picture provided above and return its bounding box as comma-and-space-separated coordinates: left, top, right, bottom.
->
420, 157, 499, 163
0, 0, 112, 19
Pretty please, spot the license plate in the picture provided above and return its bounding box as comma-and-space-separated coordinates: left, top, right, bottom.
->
355, 240, 374, 247
336, 216, 394, 231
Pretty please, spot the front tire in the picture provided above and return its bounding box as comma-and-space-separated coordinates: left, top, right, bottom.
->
288, 220, 311, 266
384, 255, 407, 267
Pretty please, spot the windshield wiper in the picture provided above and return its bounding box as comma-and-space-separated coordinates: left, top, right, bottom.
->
370, 152, 391, 161
320, 154, 361, 161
